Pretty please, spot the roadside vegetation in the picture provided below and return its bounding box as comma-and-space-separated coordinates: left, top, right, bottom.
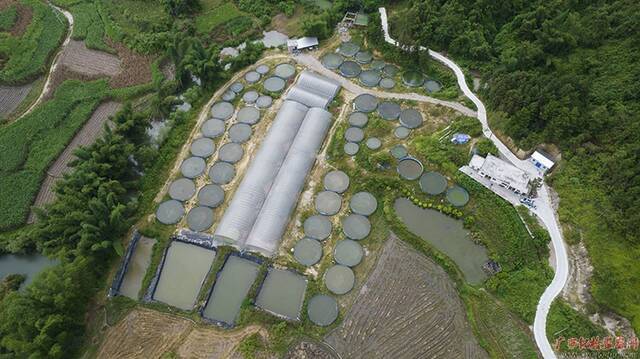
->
386, 0, 640, 334
0, 0, 67, 84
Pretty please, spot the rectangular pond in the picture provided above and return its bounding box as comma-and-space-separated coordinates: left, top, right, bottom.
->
153, 241, 216, 310
120, 236, 156, 300
256, 268, 307, 320
394, 197, 489, 284
203, 256, 260, 325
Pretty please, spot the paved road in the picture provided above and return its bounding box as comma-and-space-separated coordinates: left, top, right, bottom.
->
379, 7, 568, 359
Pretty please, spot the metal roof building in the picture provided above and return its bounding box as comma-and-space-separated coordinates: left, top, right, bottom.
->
469, 154, 532, 195
530, 150, 555, 171
214, 71, 340, 256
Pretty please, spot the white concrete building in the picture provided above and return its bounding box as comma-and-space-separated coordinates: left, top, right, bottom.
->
287, 37, 319, 52
469, 154, 532, 195
530, 150, 555, 172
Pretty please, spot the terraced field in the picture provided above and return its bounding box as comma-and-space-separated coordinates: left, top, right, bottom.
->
325, 235, 488, 359
59, 40, 121, 77
28, 101, 121, 221
0, 82, 32, 117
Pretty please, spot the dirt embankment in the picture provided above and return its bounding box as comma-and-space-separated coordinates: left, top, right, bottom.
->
96, 307, 266, 359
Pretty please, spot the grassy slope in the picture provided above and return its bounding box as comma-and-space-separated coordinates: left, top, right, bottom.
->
0, 0, 66, 84
195, 0, 245, 34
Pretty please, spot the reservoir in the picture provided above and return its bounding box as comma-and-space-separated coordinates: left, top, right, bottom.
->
0, 254, 57, 288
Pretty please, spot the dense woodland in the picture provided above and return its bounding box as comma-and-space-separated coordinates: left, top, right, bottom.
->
386, 0, 640, 332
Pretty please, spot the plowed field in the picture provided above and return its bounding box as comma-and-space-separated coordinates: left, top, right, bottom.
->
97, 307, 266, 359
324, 235, 488, 359
59, 40, 122, 77
0, 82, 32, 117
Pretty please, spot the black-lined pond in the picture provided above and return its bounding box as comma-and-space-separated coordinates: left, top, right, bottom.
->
394, 198, 489, 284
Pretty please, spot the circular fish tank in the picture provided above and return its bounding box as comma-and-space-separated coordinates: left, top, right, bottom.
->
379, 78, 395, 89
218, 142, 244, 163
366, 137, 381, 150
263, 77, 286, 93
394, 126, 411, 139
256, 64, 270, 75
237, 106, 260, 125
382, 64, 399, 77
274, 63, 296, 79
397, 158, 423, 180
334, 239, 363, 267
342, 214, 371, 240
209, 162, 235, 185
337, 41, 360, 57
399, 108, 423, 129
197, 184, 224, 208
359, 70, 381, 87
242, 91, 259, 104
230, 82, 244, 93
377, 101, 401, 120
424, 79, 442, 93
350, 191, 378, 216
390, 144, 408, 159
256, 95, 273, 109
187, 206, 214, 232
180, 157, 206, 178
446, 186, 470, 207
344, 142, 359, 156
419, 172, 448, 195
293, 237, 323, 266
169, 178, 196, 201
210, 102, 234, 121
303, 215, 332, 240
402, 71, 425, 87
222, 90, 235, 102
323, 170, 350, 194
190, 137, 215, 158
201, 119, 225, 138
307, 294, 338, 326
315, 190, 342, 216
156, 200, 184, 224
355, 51, 373, 64
321, 53, 344, 70
370, 59, 386, 70
344, 127, 365, 143
228, 123, 252, 143
324, 265, 355, 295
353, 94, 379, 113
339, 61, 361, 78
348, 112, 368, 128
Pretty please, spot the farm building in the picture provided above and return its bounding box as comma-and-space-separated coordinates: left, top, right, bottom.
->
469, 154, 532, 196
214, 71, 340, 256
530, 149, 556, 172
287, 37, 319, 52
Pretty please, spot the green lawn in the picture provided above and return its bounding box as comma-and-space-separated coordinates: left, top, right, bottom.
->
194, 2, 244, 34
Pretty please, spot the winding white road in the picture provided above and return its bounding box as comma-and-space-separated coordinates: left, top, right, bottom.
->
17, 3, 74, 120
379, 7, 568, 359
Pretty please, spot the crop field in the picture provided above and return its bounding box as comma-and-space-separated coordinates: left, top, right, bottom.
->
96, 307, 266, 358
195, 1, 245, 34
59, 40, 121, 77
325, 235, 488, 359
0, 79, 109, 230
27, 101, 121, 222
0, 81, 32, 117
0, 0, 66, 84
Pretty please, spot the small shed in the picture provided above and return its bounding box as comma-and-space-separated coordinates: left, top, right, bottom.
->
288, 37, 319, 52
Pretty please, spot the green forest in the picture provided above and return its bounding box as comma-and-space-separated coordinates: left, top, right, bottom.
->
388, 0, 640, 332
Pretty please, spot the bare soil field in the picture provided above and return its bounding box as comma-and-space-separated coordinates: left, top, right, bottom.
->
109, 40, 153, 88
284, 341, 338, 359
324, 235, 488, 359
97, 307, 266, 359
0, 82, 32, 117
59, 40, 122, 77
28, 101, 121, 222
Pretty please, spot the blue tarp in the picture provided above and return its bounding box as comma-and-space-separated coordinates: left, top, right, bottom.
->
451, 133, 471, 144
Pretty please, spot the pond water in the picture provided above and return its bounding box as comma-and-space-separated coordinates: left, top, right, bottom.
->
256, 268, 307, 320
119, 236, 156, 300
0, 254, 57, 288
221, 31, 289, 58
203, 256, 259, 325
394, 198, 489, 284
153, 241, 216, 310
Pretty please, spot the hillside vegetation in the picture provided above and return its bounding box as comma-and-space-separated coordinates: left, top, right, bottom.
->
390, 0, 640, 333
